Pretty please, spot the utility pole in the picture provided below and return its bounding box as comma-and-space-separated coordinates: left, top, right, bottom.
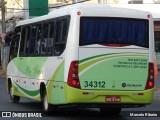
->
1, 0, 8, 74
23, 0, 29, 19
1, 0, 6, 33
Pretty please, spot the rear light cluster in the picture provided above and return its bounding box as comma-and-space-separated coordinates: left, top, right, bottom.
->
67, 61, 80, 89
145, 63, 154, 90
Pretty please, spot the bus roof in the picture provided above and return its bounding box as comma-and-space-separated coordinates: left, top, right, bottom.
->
108, 4, 160, 19
16, 3, 151, 27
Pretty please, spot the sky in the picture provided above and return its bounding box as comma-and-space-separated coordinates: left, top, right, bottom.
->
118, 0, 154, 3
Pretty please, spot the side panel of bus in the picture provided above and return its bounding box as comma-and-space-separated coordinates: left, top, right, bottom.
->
7, 16, 70, 104
7, 57, 64, 101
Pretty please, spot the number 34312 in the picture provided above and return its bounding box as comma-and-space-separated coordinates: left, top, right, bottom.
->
83, 81, 106, 88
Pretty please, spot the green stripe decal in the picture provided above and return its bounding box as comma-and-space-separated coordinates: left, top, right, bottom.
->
46, 60, 64, 88
79, 53, 148, 73
13, 57, 47, 78
79, 53, 119, 64
46, 61, 64, 103
79, 53, 149, 90
51, 61, 64, 81
79, 53, 148, 64
14, 82, 39, 97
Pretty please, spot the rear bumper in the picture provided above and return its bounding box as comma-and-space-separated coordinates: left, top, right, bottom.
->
65, 84, 154, 106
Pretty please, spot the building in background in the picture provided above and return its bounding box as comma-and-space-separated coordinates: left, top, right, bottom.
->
0, 0, 24, 33
28, 0, 48, 18
49, 0, 119, 13
0, 0, 49, 34
128, 0, 143, 4
155, 0, 160, 3
97, 0, 119, 4
49, 0, 119, 4
154, 19, 160, 69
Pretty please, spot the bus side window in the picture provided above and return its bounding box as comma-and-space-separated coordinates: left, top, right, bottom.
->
54, 20, 61, 55
35, 24, 42, 55
25, 26, 31, 55
53, 17, 69, 56
47, 21, 55, 56
29, 25, 37, 55
19, 26, 30, 56
40, 23, 49, 55
61, 19, 69, 43
19, 27, 26, 56
9, 34, 20, 61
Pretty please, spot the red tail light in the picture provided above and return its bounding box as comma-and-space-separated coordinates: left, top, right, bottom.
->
145, 63, 154, 90
67, 61, 80, 89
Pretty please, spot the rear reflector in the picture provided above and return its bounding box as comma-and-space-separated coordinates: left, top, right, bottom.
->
148, 81, 154, 88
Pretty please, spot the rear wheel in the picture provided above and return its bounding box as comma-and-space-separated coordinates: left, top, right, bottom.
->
99, 107, 121, 116
9, 83, 20, 103
41, 88, 57, 114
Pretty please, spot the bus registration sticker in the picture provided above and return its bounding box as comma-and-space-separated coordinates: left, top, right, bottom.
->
105, 96, 121, 102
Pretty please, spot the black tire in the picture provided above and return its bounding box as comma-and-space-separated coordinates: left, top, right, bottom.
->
99, 107, 121, 116
41, 88, 57, 114
9, 83, 20, 103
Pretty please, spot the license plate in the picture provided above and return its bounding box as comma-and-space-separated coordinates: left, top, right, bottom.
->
105, 96, 121, 102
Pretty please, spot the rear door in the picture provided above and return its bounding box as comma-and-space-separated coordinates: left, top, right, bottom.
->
78, 17, 149, 91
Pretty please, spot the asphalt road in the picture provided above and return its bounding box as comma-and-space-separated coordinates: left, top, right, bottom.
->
0, 76, 160, 120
